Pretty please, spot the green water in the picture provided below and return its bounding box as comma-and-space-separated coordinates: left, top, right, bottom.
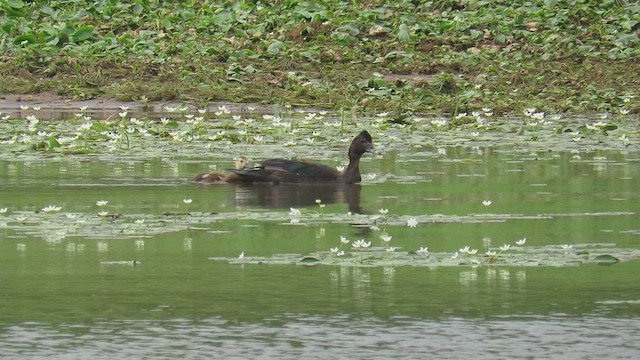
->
1, 113, 640, 358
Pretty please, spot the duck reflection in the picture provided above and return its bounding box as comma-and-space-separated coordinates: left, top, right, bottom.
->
233, 183, 363, 214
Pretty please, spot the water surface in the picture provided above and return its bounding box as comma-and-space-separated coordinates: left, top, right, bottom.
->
0, 109, 639, 358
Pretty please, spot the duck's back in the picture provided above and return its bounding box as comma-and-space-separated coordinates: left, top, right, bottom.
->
229, 158, 341, 183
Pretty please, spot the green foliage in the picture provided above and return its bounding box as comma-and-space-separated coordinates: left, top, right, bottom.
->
0, 0, 639, 114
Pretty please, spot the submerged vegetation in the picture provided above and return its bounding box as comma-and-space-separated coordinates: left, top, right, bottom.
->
1, 0, 639, 114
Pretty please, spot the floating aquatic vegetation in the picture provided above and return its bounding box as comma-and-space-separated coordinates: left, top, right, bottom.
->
2, 209, 636, 242
0, 107, 637, 164
209, 243, 639, 268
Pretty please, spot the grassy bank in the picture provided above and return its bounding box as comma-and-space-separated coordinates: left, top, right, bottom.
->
1, 0, 639, 115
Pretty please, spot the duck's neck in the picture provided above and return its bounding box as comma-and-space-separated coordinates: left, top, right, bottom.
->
342, 156, 361, 184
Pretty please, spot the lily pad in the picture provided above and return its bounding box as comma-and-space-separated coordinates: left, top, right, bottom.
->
593, 254, 620, 265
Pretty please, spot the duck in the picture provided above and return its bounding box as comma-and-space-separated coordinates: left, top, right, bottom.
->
191, 156, 250, 183
226, 130, 376, 184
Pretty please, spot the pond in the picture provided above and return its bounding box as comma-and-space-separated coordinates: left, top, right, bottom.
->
0, 105, 639, 358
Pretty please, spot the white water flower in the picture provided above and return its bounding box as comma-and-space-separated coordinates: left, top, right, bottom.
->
352, 239, 371, 249
340, 236, 349, 245
416, 246, 429, 255
619, 134, 631, 146
407, 217, 418, 228
531, 112, 545, 120
0, 208, 7, 214
336, 165, 345, 172
96, 200, 108, 207
482, 200, 492, 206
289, 208, 301, 216
378, 208, 388, 214
330, 247, 340, 254
238, 251, 244, 259
459, 246, 471, 254
42, 205, 62, 213
486, 250, 497, 256
98, 211, 109, 217
499, 244, 511, 251
561, 244, 573, 250
386, 247, 397, 253
183, 199, 193, 204
468, 249, 478, 255
451, 251, 459, 259
516, 238, 527, 246
380, 234, 393, 242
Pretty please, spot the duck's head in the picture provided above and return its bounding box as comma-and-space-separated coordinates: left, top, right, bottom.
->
349, 131, 377, 159
234, 156, 251, 169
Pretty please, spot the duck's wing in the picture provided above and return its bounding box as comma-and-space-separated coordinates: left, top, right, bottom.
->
227, 159, 341, 183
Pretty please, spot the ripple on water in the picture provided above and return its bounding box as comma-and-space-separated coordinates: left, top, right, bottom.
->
1, 315, 639, 359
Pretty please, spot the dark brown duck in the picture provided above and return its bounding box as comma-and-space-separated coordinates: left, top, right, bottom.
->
227, 130, 376, 184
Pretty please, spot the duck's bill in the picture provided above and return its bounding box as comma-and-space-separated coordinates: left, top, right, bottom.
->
366, 146, 382, 155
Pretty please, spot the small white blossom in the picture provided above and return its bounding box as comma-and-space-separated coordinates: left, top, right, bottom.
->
499, 244, 511, 251
352, 239, 371, 249
42, 205, 62, 213
416, 246, 429, 255
380, 234, 393, 242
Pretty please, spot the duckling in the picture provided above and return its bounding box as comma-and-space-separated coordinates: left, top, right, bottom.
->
191, 156, 250, 183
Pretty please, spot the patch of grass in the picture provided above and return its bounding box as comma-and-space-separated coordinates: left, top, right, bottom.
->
1, 0, 639, 114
